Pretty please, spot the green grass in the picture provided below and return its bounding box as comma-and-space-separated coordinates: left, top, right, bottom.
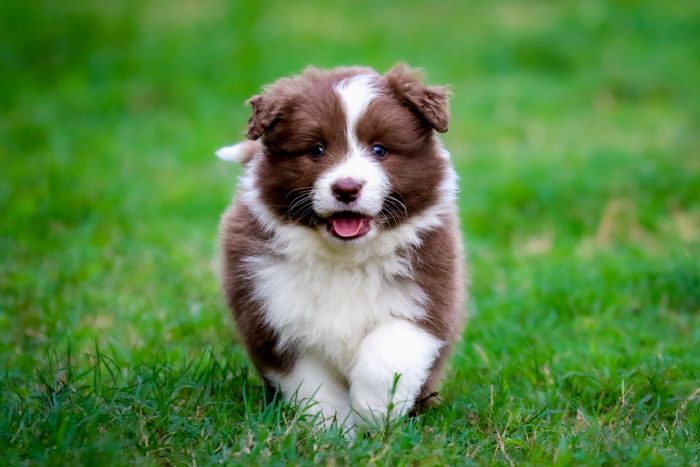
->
2, 0, 700, 464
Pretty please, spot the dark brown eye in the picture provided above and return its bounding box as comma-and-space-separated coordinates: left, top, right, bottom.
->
310, 144, 325, 158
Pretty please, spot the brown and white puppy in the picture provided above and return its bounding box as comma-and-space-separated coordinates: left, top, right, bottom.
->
217, 64, 466, 431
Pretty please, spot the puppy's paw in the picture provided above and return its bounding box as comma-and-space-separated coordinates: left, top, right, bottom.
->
349, 372, 415, 424
348, 319, 443, 425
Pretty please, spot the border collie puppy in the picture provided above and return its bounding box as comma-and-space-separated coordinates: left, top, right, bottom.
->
216, 64, 466, 430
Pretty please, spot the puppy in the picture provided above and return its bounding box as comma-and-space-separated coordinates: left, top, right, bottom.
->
217, 64, 466, 430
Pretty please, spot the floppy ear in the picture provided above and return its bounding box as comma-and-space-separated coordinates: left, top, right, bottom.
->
245, 94, 280, 140
385, 63, 450, 133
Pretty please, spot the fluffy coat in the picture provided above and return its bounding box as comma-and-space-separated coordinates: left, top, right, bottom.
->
217, 64, 467, 430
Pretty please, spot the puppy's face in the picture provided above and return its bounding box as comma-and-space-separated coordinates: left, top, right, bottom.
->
248, 65, 450, 243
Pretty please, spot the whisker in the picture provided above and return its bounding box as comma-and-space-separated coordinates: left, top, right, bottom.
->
287, 191, 316, 222
288, 199, 311, 221
288, 195, 310, 213
387, 194, 408, 218
294, 204, 316, 222
284, 187, 313, 203
292, 205, 316, 223
378, 195, 407, 227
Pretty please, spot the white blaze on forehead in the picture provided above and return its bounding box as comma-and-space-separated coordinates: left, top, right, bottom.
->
334, 74, 378, 145
309, 74, 388, 219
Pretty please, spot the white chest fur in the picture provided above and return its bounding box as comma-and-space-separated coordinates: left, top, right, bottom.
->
245, 247, 427, 375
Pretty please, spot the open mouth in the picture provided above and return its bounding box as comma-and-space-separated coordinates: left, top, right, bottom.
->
327, 212, 372, 240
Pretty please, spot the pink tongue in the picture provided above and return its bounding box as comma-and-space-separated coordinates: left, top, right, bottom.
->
331, 217, 364, 238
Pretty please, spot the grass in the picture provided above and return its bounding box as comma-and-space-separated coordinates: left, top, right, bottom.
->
1, 0, 700, 464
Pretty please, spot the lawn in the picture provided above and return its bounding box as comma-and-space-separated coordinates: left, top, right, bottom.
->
1, 0, 699, 464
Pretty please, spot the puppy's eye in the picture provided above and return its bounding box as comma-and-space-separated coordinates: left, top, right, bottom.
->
371, 144, 387, 158
309, 144, 325, 158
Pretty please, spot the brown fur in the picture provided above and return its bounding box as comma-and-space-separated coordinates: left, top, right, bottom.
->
219, 202, 296, 376
385, 63, 451, 133
413, 215, 467, 404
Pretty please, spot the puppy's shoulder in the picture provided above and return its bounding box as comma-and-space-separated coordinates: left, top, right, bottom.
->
412, 212, 467, 340
219, 199, 270, 255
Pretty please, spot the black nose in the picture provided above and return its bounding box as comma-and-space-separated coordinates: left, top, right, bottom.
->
332, 178, 363, 203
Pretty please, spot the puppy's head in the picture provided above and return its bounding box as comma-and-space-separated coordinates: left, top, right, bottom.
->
247, 64, 451, 243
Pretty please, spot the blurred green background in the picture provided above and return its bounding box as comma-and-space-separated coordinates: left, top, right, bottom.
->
1, 0, 699, 464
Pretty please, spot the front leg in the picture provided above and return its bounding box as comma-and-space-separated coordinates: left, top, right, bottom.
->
349, 319, 443, 423
266, 353, 354, 431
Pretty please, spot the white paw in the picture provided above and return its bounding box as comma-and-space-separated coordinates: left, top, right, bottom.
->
349, 319, 443, 424
267, 354, 355, 431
